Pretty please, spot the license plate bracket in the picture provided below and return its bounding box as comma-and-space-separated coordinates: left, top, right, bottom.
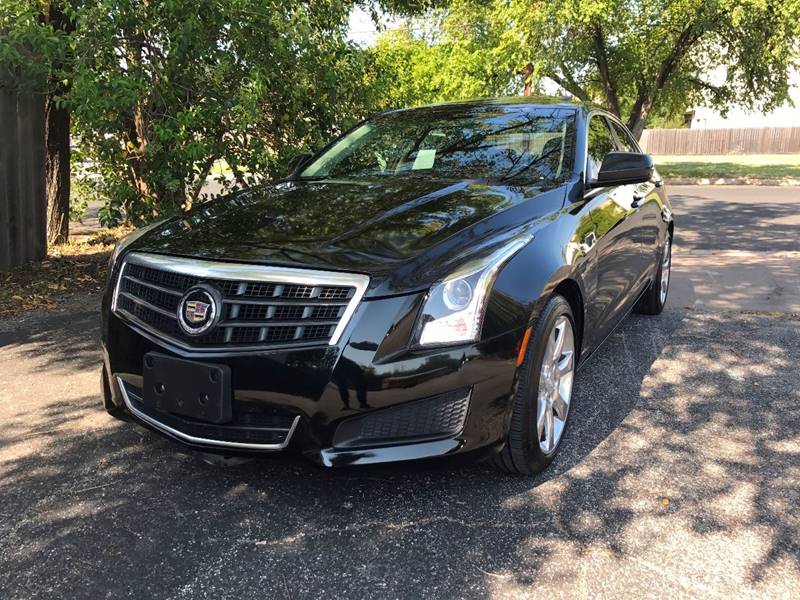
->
142, 352, 232, 424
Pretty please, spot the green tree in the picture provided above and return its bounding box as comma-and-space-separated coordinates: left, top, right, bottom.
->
372, 0, 800, 138
68, 0, 381, 225
512, 0, 800, 137
1, 0, 75, 244
2, 0, 439, 231
370, 5, 523, 108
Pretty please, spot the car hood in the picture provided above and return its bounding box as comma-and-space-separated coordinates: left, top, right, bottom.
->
133, 178, 567, 297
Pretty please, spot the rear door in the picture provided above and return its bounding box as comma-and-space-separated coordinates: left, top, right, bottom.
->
584, 114, 651, 345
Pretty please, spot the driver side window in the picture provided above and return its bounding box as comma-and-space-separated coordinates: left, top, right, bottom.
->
586, 116, 616, 180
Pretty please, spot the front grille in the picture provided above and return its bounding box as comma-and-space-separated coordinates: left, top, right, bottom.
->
113, 253, 369, 351
121, 381, 299, 448
332, 387, 472, 448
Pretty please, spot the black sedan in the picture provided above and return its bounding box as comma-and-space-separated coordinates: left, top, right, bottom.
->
101, 97, 673, 475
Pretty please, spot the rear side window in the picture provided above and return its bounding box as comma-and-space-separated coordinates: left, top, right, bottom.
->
586, 116, 616, 180
609, 120, 639, 153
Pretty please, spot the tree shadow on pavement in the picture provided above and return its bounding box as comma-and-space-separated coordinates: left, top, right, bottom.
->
668, 194, 800, 253
1, 310, 798, 598
0, 297, 102, 373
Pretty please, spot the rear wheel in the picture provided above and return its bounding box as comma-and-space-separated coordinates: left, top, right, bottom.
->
490, 294, 576, 475
635, 234, 672, 315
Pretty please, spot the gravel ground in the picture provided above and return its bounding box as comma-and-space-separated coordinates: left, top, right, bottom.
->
1, 186, 798, 599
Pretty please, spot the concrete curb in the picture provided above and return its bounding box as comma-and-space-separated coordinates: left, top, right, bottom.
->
665, 176, 800, 186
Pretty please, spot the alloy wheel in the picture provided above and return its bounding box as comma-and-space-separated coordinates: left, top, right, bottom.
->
537, 316, 575, 453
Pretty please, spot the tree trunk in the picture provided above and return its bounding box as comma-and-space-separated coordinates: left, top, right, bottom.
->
627, 109, 650, 140
42, 1, 74, 245
627, 112, 648, 141
592, 26, 621, 118
522, 63, 534, 96
625, 26, 702, 140
45, 94, 70, 245
626, 89, 654, 141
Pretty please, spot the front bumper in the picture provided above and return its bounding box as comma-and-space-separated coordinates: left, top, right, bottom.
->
102, 290, 525, 467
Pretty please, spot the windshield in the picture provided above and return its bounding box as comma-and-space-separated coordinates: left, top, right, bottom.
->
299, 105, 577, 185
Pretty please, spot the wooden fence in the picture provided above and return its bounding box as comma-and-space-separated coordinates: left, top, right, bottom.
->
0, 88, 46, 271
639, 127, 800, 155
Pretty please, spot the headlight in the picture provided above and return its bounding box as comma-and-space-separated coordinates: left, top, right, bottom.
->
416, 236, 531, 347
109, 220, 167, 269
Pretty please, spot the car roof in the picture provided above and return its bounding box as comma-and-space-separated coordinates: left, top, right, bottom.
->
377, 95, 602, 118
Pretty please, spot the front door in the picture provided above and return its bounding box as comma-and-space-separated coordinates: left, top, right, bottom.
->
584, 115, 651, 346
608, 118, 662, 286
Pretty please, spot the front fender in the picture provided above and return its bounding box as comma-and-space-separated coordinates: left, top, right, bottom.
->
482, 203, 593, 345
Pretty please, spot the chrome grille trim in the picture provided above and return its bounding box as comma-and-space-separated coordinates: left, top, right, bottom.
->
117, 378, 300, 450
217, 319, 340, 328
112, 252, 369, 352
122, 274, 183, 297
117, 290, 177, 318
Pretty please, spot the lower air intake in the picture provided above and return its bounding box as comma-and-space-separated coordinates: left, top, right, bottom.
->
332, 387, 471, 448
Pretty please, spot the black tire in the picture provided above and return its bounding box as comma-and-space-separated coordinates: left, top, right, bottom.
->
635, 233, 672, 315
490, 294, 576, 476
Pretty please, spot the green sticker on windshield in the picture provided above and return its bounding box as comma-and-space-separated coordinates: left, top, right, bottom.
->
412, 149, 436, 170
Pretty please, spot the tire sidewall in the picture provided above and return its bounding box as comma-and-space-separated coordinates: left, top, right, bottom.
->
519, 295, 576, 472
659, 235, 672, 309
653, 235, 672, 312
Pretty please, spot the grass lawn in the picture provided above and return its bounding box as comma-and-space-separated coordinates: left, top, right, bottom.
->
653, 154, 800, 180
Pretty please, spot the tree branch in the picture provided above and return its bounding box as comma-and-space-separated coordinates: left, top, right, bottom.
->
592, 25, 621, 117
627, 24, 705, 137
188, 155, 216, 207
547, 62, 591, 102
687, 75, 728, 102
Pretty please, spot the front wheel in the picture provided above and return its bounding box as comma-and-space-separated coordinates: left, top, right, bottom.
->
490, 294, 576, 476
635, 234, 671, 315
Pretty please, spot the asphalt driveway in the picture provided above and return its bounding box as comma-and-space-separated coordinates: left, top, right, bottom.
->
1, 186, 798, 599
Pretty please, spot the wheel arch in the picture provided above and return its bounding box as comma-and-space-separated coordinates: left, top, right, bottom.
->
551, 278, 585, 363
485, 228, 589, 355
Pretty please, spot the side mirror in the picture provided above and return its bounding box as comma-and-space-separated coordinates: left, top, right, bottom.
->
590, 152, 654, 187
287, 153, 313, 177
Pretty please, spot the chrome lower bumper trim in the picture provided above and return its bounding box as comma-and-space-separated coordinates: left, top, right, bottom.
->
116, 377, 300, 451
